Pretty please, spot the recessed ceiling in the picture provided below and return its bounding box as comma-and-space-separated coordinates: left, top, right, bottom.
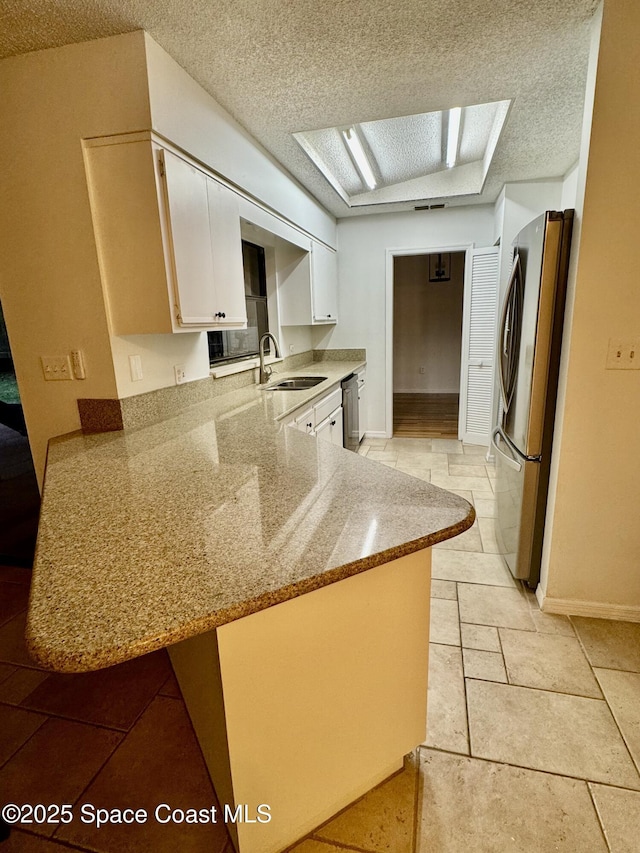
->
293, 100, 511, 207
0, 0, 600, 218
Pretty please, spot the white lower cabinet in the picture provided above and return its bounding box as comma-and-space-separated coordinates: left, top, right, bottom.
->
286, 386, 344, 447
315, 406, 344, 446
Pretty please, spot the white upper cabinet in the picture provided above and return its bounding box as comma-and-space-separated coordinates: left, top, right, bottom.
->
310, 241, 338, 323
278, 240, 338, 326
84, 136, 246, 335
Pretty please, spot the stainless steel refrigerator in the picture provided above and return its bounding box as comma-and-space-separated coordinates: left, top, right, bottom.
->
492, 210, 574, 588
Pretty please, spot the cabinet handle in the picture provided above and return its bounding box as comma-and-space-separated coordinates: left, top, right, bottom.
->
330, 420, 336, 426
214, 311, 227, 319
307, 422, 313, 429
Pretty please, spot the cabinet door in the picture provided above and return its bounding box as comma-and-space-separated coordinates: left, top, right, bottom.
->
310, 242, 338, 323
314, 416, 333, 444
161, 150, 217, 326
206, 179, 247, 326
295, 407, 315, 434
329, 406, 344, 446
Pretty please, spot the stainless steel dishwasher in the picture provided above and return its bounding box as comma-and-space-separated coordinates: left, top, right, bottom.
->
341, 373, 360, 452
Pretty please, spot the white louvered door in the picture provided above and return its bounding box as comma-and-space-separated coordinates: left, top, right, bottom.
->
458, 246, 500, 445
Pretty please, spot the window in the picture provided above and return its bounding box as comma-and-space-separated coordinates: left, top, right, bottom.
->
208, 240, 270, 365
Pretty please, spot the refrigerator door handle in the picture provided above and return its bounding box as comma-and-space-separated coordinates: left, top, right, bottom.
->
491, 427, 522, 473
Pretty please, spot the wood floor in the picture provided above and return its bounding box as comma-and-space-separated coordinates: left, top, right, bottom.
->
393, 393, 459, 438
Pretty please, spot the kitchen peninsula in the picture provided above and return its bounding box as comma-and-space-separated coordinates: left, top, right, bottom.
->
26, 359, 473, 853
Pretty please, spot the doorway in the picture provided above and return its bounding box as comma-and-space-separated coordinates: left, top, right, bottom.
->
391, 251, 465, 438
0, 301, 40, 567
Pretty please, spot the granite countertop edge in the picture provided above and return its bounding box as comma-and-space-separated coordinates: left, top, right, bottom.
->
26, 359, 475, 673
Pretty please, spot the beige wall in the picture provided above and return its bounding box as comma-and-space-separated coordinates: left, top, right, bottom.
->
393, 253, 464, 394
541, 0, 640, 614
0, 32, 150, 483
0, 31, 337, 483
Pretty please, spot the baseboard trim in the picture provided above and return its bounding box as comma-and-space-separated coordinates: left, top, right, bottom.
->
537, 589, 640, 622
364, 431, 388, 439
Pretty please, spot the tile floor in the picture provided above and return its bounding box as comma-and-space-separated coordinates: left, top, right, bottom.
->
1, 435, 639, 851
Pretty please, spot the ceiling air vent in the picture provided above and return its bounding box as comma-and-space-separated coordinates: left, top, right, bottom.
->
414, 203, 447, 211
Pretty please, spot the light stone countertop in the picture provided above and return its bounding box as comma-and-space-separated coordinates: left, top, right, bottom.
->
26, 361, 474, 673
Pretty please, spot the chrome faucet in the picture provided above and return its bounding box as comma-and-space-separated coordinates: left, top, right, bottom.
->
259, 332, 282, 384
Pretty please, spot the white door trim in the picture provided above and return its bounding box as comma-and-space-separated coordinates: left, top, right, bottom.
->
385, 244, 474, 439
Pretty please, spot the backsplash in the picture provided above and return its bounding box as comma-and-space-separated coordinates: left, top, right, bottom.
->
77, 349, 365, 433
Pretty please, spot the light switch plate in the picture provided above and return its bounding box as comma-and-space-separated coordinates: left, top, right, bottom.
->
606, 338, 640, 369
41, 355, 72, 381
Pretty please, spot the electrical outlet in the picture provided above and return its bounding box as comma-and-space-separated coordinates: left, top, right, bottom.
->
174, 364, 186, 384
419, 366, 425, 374
606, 338, 640, 369
41, 356, 72, 381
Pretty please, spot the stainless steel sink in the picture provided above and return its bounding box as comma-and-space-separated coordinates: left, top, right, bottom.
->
267, 376, 327, 390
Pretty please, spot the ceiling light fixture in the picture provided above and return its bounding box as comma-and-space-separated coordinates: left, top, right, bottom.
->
342, 127, 377, 190
446, 107, 462, 169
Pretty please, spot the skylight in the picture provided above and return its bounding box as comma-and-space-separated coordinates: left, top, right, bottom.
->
293, 100, 511, 208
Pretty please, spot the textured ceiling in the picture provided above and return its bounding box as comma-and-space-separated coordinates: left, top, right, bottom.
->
0, 0, 599, 218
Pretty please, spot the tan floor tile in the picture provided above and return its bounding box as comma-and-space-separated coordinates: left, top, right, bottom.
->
485, 465, 496, 479
396, 452, 448, 474
477, 516, 500, 553
431, 579, 457, 600
429, 598, 460, 646
22, 649, 172, 731
594, 668, 640, 772
387, 437, 432, 451
432, 550, 515, 587
473, 498, 495, 517
431, 439, 463, 453
460, 623, 501, 652
395, 462, 430, 481
314, 752, 418, 853
458, 584, 536, 631
363, 438, 387, 447
357, 445, 370, 456
571, 617, 640, 672
0, 667, 49, 704
431, 473, 491, 492
530, 610, 575, 636
289, 841, 352, 853
366, 450, 398, 463
433, 524, 483, 552
0, 719, 123, 836
448, 464, 489, 478
417, 749, 607, 852
57, 696, 229, 853
589, 784, 640, 853
447, 453, 488, 467
461, 444, 487, 456
462, 648, 507, 683
424, 644, 468, 754
0, 704, 47, 766
466, 679, 640, 788
499, 629, 602, 698
472, 488, 495, 501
